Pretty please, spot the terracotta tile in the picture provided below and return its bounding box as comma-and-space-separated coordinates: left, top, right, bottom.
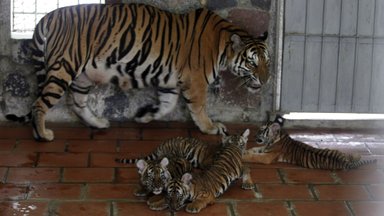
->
0, 184, 28, 200
177, 202, 230, 215
114, 202, 170, 216
220, 182, 256, 200
53, 127, 91, 140
250, 168, 282, 183
7, 168, 60, 184
0, 168, 7, 183
55, 201, 110, 216
257, 184, 313, 200
90, 153, 129, 167
0, 153, 37, 167
235, 202, 290, 216
38, 153, 88, 167
334, 169, 384, 184
15, 140, 66, 152
0, 201, 49, 216
0, 140, 16, 152
366, 185, 384, 201
92, 128, 141, 140
87, 183, 137, 199
116, 167, 140, 183
314, 185, 371, 201
119, 121, 169, 128
350, 201, 384, 216
293, 201, 350, 216
118, 140, 160, 154
29, 183, 83, 199
63, 168, 114, 182
282, 169, 335, 184
142, 129, 188, 140
67, 140, 117, 152
0, 127, 32, 139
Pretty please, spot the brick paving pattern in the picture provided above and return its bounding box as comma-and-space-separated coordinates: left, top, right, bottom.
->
0, 122, 383, 216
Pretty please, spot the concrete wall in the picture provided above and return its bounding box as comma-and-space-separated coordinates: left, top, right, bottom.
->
0, 0, 276, 124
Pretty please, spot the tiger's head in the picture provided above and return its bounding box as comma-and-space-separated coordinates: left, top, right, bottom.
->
136, 157, 172, 195
228, 32, 270, 93
165, 173, 193, 212
255, 115, 285, 151
221, 129, 250, 153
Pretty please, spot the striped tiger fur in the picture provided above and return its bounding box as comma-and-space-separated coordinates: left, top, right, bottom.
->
155, 129, 253, 213
115, 136, 218, 169
6, 3, 270, 141
243, 115, 377, 170
134, 156, 192, 206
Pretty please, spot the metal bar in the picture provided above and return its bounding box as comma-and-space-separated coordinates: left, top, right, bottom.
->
334, 0, 343, 112
369, 0, 378, 112
300, 0, 308, 110
351, 0, 360, 112
317, 0, 326, 112
274, 0, 285, 112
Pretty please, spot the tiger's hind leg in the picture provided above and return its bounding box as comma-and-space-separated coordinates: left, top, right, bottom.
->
68, 74, 110, 129
32, 63, 74, 141
135, 88, 180, 123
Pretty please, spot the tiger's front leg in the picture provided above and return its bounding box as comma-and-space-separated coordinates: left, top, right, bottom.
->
241, 166, 254, 190
135, 88, 180, 123
182, 88, 226, 135
32, 67, 73, 141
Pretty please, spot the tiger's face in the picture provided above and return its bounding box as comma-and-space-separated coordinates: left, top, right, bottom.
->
165, 173, 192, 212
255, 115, 285, 149
229, 32, 270, 93
136, 158, 172, 195
221, 129, 250, 154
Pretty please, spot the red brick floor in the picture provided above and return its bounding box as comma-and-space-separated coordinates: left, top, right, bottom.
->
0, 122, 383, 216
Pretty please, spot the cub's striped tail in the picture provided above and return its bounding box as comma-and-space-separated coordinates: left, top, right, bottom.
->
347, 158, 377, 169
115, 154, 159, 164
5, 112, 32, 124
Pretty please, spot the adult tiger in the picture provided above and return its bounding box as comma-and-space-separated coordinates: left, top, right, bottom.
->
6, 3, 270, 141
243, 115, 377, 169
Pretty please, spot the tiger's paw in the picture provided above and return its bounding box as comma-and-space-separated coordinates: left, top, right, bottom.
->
88, 117, 110, 129
241, 182, 255, 190
148, 197, 168, 211
185, 203, 203, 214
33, 128, 54, 142
134, 104, 159, 123
134, 188, 148, 197
203, 122, 227, 135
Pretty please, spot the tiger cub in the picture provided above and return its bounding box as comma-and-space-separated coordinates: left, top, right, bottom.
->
115, 136, 219, 169
134, 157, 192, 205
6, 3, 270, 141
158, 129, 254, 213
243, 115, 377, 169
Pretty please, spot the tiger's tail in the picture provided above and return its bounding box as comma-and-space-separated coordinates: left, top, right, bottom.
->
115, 154, 158, 164
5, 112, 32, 124
347, 158, 377, 169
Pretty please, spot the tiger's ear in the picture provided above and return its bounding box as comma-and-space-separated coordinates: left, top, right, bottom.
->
231, 34, 245, 52
257, 31, 268, 41
160, 157, 169, 168
136, 159, 148, 174
181, 173, 193, 186
242, 129, 250, 139
274, 115, 285, 126
270, 123, 281, 134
